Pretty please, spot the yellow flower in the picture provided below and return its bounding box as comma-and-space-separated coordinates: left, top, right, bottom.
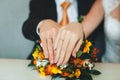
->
39, 67, 46, 76
39, 67, 44, 72
40, 72, 46, 77
83, 40, 92, 53
32, 50, 39, 59
57, 69, 62, 74
75, 69, 81, 78
51, 67, 58, 74
51, 65, 62, 74
68, 74, 74, 78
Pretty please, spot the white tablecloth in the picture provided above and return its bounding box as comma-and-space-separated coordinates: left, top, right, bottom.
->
0, 59, 120, 80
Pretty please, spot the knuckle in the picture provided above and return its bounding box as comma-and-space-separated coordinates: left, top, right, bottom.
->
63, 60, 68, 64
52, 28, 57, 34
52, 28, 56, 31
72, 33, 77, 37
49, 50, 53, 54
72, 34, 79, 40
65, 30, 69, 33
46, 30, 50, 34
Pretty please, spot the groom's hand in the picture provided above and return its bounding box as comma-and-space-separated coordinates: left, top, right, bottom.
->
38, 19, 60, 64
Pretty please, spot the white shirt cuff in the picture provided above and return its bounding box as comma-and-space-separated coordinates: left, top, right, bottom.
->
36, 24, 40, 36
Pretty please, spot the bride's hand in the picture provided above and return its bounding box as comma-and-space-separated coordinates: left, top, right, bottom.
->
54, 22, 84, 66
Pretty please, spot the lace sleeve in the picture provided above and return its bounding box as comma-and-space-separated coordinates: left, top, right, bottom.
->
103, 0, 120, 15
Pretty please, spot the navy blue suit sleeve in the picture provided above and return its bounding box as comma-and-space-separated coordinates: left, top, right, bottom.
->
22, 0, 57, 41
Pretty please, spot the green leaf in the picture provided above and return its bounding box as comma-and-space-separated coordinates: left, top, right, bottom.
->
78, 16, 84, 23
28, 63, 34, 67
90, 70, 101, 75
87, 75, 93, 80
76, 50, 83, 58
28, 60, 34, 67
36, 45, 41, 50
80, 75, 93, 80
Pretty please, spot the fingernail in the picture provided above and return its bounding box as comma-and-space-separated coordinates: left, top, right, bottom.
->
54, 56, 58, 63
74, 54, 76, 58
73, 52, 76, 58
55, 59, 57, 63
57, 63, 60, 66
45, 56, 48, 58
54, 47, 56, 50
50, 60, 53, 64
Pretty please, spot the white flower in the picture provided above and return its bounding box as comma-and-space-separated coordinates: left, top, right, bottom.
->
41, 59, 49, 67
60, 64, 68, 69
36, 59, 49, 67
36, 60, 42, 67
88, 63, 93, 70
83, 59, 89, 67
83, 59, 93, 70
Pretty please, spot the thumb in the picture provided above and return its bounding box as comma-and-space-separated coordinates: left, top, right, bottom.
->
72, 39, 83, 57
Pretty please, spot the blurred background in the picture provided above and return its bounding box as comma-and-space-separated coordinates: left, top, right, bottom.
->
0, 0, 34, 59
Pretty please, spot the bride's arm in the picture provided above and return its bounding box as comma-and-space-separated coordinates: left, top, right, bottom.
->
81, 0, 104, 38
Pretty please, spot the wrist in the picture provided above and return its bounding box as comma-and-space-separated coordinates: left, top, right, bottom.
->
36, 19, 47, 36
36, 21, 43, 36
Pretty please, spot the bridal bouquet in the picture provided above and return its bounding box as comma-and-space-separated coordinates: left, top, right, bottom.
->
29, 39, 101, 80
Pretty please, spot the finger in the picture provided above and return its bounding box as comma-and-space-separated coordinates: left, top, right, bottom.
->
46, 31, 54, 64
52, 28, 57, 44
40, 33, 48, 58
57, 31, 70, 66
47, 38, 54, 64
54, 32, 60, 50
62, 35, 78, 65
53, 31, 61, 63
54, 30, 66, 64
72, 38, 83, 58
51, 29, 58, 63
54, 26, 65, 50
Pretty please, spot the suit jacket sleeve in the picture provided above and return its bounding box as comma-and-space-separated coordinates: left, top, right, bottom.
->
22, 0, 42, 41
22, 0, 57, 41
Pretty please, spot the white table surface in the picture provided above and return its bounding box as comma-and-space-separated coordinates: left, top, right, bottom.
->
0, 59, 120, 80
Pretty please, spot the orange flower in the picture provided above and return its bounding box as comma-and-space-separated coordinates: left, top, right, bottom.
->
73, 58, 82, 65
45, 64, 53, 75
80, 60, 85, 65
38, 52, 45, 60
33, 60, 37, 65
45, 64, 61, 75
61, 71, 69, 77
73, 58, 84, 65
75, 69, 81, 78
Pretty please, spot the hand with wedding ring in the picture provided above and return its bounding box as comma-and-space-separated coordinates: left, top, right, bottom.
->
54, 22, 84, 66
38, 19, 60, 64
